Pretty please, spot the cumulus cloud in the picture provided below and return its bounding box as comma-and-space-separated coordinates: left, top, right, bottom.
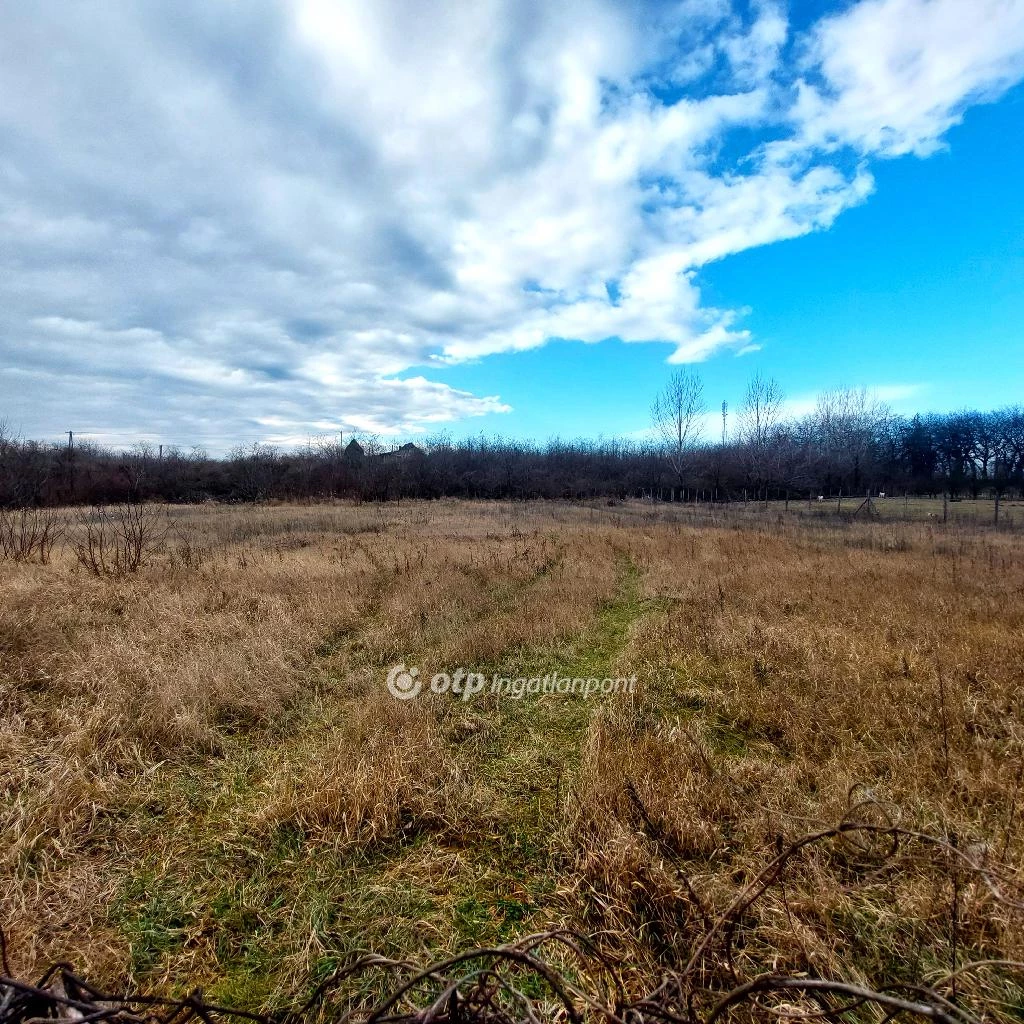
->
795, 0, 1024, 157
1, 0, 1022, 448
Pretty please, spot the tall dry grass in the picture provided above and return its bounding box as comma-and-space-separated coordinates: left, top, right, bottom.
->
566, 516, 1023, 992
0, 500, 1021, 1010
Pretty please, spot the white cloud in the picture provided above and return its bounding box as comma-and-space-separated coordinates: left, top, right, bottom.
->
0, 0, 1022, 447
724, 0, 789, 85
796, 0, 1024, 156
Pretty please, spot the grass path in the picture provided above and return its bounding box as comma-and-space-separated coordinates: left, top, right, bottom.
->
313, 556, 652, 963
109, 556, 655, 1007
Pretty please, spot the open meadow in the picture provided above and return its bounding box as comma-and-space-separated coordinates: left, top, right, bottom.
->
1, 500, 1023, 1018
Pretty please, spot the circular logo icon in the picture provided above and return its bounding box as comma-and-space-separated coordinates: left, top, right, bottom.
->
386, 663, 421, 700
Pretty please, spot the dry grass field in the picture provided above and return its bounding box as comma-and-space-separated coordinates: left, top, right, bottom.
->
1, 500, 1022, 1016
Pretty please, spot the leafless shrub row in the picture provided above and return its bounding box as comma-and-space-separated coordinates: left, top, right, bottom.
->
0, 503, 184, 575
0, 507, 65, 563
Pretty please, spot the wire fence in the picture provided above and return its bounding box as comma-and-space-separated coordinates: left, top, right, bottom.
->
571, 495, 1024, 531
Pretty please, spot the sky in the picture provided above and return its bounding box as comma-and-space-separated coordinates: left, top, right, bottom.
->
1, 0, 1023, 452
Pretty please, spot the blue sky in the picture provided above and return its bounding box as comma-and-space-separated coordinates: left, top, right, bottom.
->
1, 0, 1023, 451
434, 78, 1024, 441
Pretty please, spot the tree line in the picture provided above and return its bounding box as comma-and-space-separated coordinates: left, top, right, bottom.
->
2, 377, 1023, 506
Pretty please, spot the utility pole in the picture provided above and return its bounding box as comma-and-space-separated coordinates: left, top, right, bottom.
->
721, 401, 728, 446
994, 456, 1000, 526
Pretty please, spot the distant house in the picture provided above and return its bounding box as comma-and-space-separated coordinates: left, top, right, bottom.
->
378, 442, 424, 462
343, 438, 364, 463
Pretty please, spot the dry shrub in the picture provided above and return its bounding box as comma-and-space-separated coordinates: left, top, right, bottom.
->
72, 505, 175, 576
0, 507, 64, 564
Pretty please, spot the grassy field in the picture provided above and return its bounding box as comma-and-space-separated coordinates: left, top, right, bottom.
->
1, 500, 1022, 1015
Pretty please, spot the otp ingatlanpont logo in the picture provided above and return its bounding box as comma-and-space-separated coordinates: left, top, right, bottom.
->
385, 663, 422, 700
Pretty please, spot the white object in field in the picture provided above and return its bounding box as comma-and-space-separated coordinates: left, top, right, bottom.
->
878, 492, 886, 498
817, 495, 824, 502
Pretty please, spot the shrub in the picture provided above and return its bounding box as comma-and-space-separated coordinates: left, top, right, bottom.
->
72, 504, 173, 575
0, 506, 65, 563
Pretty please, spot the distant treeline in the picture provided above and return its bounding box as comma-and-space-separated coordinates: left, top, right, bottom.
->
3, 400, 1024, 506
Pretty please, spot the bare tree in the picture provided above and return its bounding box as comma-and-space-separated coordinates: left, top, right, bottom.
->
809, 387, 890, 496
228, 442, 280, 500
739, 372, 785, 498
0, 425, 54, 507
651, 369, 705, 490
118, 442, 156, 501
